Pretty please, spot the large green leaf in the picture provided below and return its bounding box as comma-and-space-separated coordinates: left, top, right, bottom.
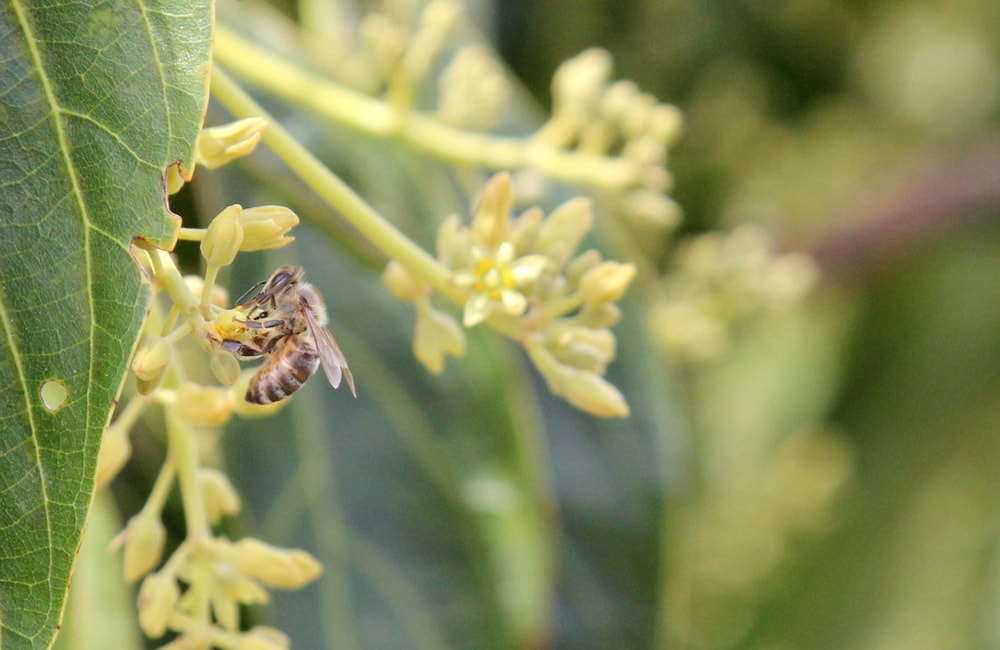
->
0, 2, 212, 647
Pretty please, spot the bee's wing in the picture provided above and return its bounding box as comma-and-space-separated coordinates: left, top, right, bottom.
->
303, 307, 356, 397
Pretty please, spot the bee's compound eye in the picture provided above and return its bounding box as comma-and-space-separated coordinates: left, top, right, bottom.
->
270, 271, 293, 289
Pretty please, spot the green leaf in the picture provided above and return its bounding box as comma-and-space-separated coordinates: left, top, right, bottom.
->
0, 2, 212, 648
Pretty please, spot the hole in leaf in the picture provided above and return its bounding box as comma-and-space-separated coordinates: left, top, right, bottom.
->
40, 379, 69, 413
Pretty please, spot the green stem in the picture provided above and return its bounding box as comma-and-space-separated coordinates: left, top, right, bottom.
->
164, 409, 212, 621
210, 66, 459, 303
107, 393, 150, 435
165, 411, 209, 539
141, 455, 177, 518
201, 263, 221, 316
150, 249, 206, 328
177, 227, 206, 242
211, 26, 644, 192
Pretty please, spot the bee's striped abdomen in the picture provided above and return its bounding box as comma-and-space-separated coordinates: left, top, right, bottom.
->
246, 335, 320, 404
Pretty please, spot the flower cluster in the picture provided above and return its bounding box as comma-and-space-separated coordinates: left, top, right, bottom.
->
648, 224, 819, 362
323, 0, 463, 100
99, 118, 325, 649
384, 172, 636, 417
326, 0, 513, 127
135, 537, 320, 650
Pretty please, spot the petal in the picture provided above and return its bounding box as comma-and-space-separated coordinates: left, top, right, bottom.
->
499, 289, 527, 316
510, 254, 549, 284
495, 241, 516, 265
463, 293, 493, 327
452, 271, 477, 288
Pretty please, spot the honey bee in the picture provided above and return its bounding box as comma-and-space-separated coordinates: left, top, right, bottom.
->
221, 266, 355, 404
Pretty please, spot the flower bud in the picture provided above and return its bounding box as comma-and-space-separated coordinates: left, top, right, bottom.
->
564, 249, 602, 285
238, 205, 299, 251
201, 205, 244, 268
175, 383, 235, 427
577, 302, 622, 329
437, 43, 510, 129
560, 369, 630, 418
551, 326, 616, 373
212, 591, 240, 633
236, 627, 291, 650
226, 574, 270, 605
132, 337, 172, 384
648, 300, 728, 362
762, 253, 818, 304
197, 117, 268, 169
646, 103, 683, 145
552, 48, 612, 115
185, 274, 230, 308
116, 511, 167, 583
622, 136, 664, 167
472, 173, 514, 247
537, 198, 593, 266
137, 572, 179, 638
620, 91, 657, 139
95, 422, 132, 488
436, 214, 469, 269
199, 468, 242, 524
413, 299, 466, 374
166, 164, 186, 195
360, 13, 405, 80
405, 0, 462, 81
232, 538, 323, 590
510, 206, 543, 254
619, 190, 681, 230
525, 335, 629, 418
210, 350, 242, 386
382, 260, 425, 302
577, 261, 637, 304
600, 80, 640, 123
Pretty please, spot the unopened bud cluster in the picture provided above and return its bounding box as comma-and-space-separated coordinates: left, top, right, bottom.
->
136, 536, 321, 647
336, 0, 462, 100
535, 48, 683, 229
437, 43, 511, 130
648, 224, 819, 362
384, 172, 636, 417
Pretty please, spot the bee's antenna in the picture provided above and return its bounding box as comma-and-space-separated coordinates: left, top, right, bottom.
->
234, 279, 267, 306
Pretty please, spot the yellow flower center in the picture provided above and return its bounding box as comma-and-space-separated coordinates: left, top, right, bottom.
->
474, 258, 515, 299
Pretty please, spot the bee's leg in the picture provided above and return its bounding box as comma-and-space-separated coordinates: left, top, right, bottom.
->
221, 339, 265, 357
260, 335, 286, 354
241, 318, 286, 329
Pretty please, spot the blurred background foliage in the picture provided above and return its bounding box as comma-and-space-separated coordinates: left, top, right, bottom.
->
69, 0, 1000, 648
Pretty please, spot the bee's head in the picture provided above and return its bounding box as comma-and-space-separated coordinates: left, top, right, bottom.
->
266, 266, 301, 293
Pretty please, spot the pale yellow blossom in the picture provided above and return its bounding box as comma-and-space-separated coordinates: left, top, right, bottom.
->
453, 242, 548, 326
